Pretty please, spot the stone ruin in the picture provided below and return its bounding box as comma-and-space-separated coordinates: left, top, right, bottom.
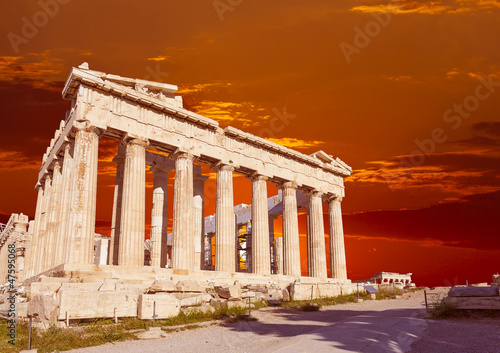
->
0, 63, 357, 326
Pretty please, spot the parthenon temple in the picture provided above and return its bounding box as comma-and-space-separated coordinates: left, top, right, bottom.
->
1, 64, 356, 321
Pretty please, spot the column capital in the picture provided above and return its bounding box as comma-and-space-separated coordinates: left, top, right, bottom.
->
73, 121, 105, 137
211, 161, 236, 172
279, 181, 298, 190
306, 189, 324, 198
150, 163, 172, 174
121, 135, 149, 148
326, 194, 343, 203
172, 150, 195, 161
112, 155, 125, 165
249, 173, 268, 182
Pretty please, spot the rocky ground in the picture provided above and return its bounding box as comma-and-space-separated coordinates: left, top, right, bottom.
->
61, 287, 500, 353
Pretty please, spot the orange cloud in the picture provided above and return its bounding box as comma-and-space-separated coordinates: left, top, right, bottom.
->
265, 137, 324, 149
351, 0, 500, 15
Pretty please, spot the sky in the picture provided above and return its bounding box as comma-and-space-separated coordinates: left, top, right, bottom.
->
0, 0, 499, 287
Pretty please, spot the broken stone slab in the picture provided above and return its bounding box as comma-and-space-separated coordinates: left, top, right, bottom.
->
27, 295, 59, 323
180, 294, 213, 307
181, 305, 216, 315
210, 298, 227, 310
58, 290, 139, 320
176, 280, 204, 293
448, 287, 499, 297
138, 293, 180, 320
282, 288, 291, 302
267, 289, 284, 301
30, 283, 63, 297
444, 296, 500, 310
215, 285, 241, 300
242, 291, 256, 299
149, 280, 177, 293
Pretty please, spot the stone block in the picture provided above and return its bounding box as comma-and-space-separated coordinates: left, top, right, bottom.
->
267, 289, 283, 301
58, 290, 139, 320
149, 280, 177, 293
30, 283, 62, 297
242, 291, 256, 298
210, 298, 227, 310
227, 300, 246, 309
448, 287, 499, 297
444, 296, 500, 309
39, 277, 70, 283
215, 285, 241, 300
135, 326, 166, 340
181, 305, 215, 315
17, 302, 28, 317
138, 294, 180, 320
176, 280, 204, 292
28, 295, 59, 322
180, 294, 213, 307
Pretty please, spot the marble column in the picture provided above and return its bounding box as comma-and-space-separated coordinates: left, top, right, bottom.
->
193, 172, 208, 270
275, 237, 283, 275
118, 138, 149, 267
54, 143, 74, 267
172, 152, 195, 270
250, 175, 270, 275
26, 185, 44, 277
328, 196, 348, 280
64, 126, 101, 265
307, 191, 327, 278
149, 165, 170, 268
36, 175, 52, 273
214, 164, 236, 272
281, 182, 301, 277
45, 160, 63, 269
108, 154, 125, 265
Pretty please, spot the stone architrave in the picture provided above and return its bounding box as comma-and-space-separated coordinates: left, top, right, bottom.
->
63, 125, 102, 265
172, 152, 195, 270
108, 154, 125, 266
118, 137, 149, 267
281, 182, 301, 277
54, 142, 74, 267
214, 163, 236, 272
328, 196, 347, 280
251, 175, 270, 275
307, 191, 327, 278
150, 165, 170, 267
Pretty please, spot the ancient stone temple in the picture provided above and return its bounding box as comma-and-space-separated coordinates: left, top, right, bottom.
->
1, 64, 355, 322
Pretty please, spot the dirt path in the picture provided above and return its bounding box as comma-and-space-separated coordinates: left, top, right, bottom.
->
65, 289, 500, 353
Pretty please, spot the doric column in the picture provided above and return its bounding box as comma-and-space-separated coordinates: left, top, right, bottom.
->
328, 196, 348, 280
214, 163, 236, 272
37, 175, 52, 273
275, 236, 283, 275
118, 137, 149, 267
54, 142, 74, 267
280, 182, 301, 277
193, 172, 208, 270
26, 185, 44, 277
172, 152, 195, 270
108, 154, 125, 265
63, 125, 101, 265
250, 175, 270, 275
45, 160, 63, 269
307, 191, 327, 278
149, 165, 170, 268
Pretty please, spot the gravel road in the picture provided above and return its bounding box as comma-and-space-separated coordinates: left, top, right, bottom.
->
65, 288, 500, 353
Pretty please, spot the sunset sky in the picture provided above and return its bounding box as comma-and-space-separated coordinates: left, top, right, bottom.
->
0, 0, 499, 287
